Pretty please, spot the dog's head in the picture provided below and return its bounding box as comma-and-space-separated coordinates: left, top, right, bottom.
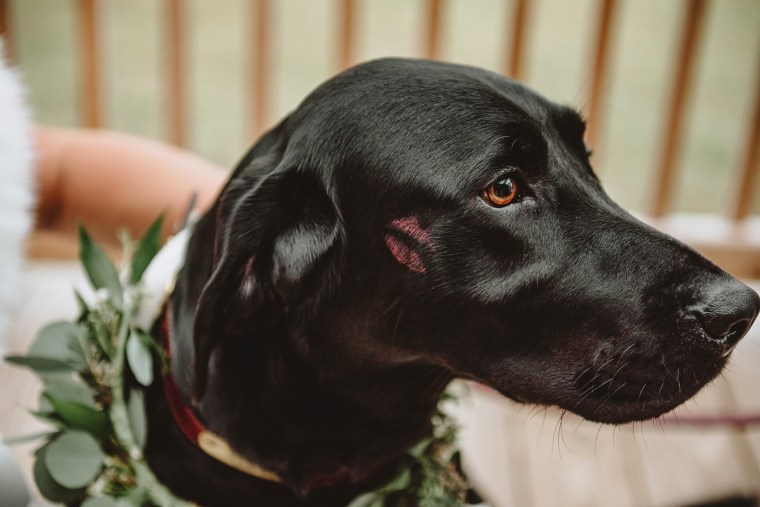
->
191, 58, 759, 425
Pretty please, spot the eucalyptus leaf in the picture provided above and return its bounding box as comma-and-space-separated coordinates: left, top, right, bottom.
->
30, 410, 64, 427
408, 437, 433, 459
85, 314, 116, 358
34, 443, 87, 503
127, 388, 147, 449
82, 496, 120, 507
2, 430, 57, 445
382, 468, 413, 492
45, 430, 105, 489
118, 227, 133, 254
139, 329, 167, 372
44, 394, 109, 437
118, 486, 148, 506
68, 336, 88, 368
126, 331, 153, 386
29, 321, 87, 369
75, 289, 90, 316
44, 378, 96, 408
347, 492, 385, 507
5, 355, 74, 373
39, 395, 53, 413
79, 225, 123, 308
39, 371, 81, 388
130, 215, 164, 284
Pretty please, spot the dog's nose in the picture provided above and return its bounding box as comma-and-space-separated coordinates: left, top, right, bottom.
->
694, 281, 760, 348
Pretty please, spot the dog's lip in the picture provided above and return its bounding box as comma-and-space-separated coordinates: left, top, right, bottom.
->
563, 343, 731, 422
565, 356, 728, 424
563, 388, 687, 424
569, 400, 674, 424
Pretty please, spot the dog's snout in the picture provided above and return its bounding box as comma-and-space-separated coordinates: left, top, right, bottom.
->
694, 281, 760, 347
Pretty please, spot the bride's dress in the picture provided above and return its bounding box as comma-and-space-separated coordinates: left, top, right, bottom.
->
0, 40, 35, 507
0, 41, 34, 355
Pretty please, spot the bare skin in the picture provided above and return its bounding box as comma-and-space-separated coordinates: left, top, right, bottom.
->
33, 126, 226, 249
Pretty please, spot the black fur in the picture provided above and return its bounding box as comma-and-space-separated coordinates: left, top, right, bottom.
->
143, 58, 760, 506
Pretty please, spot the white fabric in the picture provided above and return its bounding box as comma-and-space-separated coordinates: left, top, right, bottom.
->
133, 226, 191, 330
0, 41, 34, 356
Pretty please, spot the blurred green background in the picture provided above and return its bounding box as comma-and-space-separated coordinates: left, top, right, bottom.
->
7, 0, 760, 215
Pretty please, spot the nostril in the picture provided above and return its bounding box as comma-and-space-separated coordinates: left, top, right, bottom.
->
695, 283, 759, 346
705, 317, 751, 346
699, 313, 748, 340
725, 319, 752, 346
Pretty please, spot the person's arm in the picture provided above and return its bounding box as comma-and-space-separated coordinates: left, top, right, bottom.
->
34, 126, 226, 247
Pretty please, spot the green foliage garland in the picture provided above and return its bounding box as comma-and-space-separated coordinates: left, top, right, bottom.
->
5, 220, 474, 506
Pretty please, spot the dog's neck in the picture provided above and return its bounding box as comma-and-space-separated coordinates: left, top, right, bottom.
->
168, 301, 451, 495
164, 213, 452, 497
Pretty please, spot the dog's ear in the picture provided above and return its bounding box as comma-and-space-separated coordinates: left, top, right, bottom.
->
191, 167, 344, 398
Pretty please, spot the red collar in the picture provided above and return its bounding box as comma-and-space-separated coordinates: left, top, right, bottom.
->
159, 306, 282, 483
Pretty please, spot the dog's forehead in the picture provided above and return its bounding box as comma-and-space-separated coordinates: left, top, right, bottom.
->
288, 59, 584, 199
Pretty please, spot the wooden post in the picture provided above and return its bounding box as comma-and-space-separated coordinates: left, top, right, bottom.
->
506, 0, 529, 80
732, 62, 760, 221
166, 0, 186, 146
424, 0, 443, 60
585, 0, 618, 160
77, 0, 102, 128
337, 0, 355, 71
651, 0, 707, 217
0, 0, 14, 61
251, 0, 270, 138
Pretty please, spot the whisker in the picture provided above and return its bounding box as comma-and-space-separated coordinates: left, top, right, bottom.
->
594, 423, 604, 455
637, 382, 648, 404
607, 360, 632, 396
558, 410, 571, 456
614, 343, 636, 370
675, 368, 682, 394
660, 353, 672, 375
572, 376, 614, 409
607, 381, 629, 399
578, 371, 603, 392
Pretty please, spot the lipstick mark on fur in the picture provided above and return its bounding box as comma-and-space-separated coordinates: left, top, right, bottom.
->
384, 216, 432, 274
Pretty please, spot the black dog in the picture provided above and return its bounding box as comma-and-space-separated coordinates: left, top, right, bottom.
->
143, 58, 760, 506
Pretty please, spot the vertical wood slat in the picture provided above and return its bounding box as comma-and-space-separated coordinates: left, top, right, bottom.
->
424, 0, 443, 60
0, 0, 13, 61
337, 0, 356, 71
166, 0, 186, 146
732, 62, 760, 221
507, 0, 529, 80
585, 0, 618, 156
77, 0, 101, 128
251, 0, 270, 138
651, 0, 707, 218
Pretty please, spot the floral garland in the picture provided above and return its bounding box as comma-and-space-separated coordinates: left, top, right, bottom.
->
5, 220, 475, 506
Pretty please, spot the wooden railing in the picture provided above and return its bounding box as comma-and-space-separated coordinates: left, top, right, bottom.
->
1, 0, 758, 276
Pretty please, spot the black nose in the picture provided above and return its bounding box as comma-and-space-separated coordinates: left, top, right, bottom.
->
695, 281, 760, 347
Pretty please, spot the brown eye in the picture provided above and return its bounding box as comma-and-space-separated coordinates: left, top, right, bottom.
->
482, 176, 518, 207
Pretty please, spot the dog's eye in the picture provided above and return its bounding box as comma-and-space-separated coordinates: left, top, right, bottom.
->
482, 176, 519, 207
